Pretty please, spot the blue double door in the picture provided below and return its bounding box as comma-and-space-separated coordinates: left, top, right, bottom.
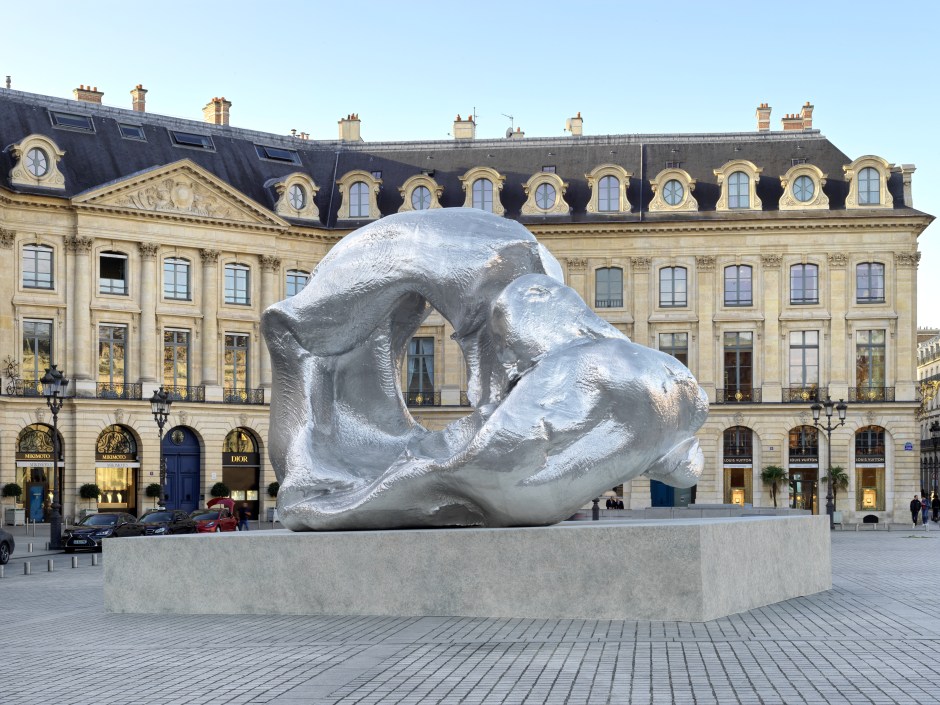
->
650, 480, 696, 508
161, 427, 201, 513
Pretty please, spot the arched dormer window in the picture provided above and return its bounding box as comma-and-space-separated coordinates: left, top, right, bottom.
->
844, 156, 893, 210
459, 166, 505, 215
336, 170, 382, 220
650, 167, 697, 211
272, 172, 320, 221
10, 134, 66, 190
585, 164, 632, 214
779, 163, 829, 211
398, 174, 443, 212
521, 172, 570, 215
714, 160, 762, 212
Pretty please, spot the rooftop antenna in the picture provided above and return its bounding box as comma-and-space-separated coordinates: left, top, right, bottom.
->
502, 113, 514, 138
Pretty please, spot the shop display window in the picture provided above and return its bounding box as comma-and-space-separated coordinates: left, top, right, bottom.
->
856, 467, 885, 511
723, 467, 752, 505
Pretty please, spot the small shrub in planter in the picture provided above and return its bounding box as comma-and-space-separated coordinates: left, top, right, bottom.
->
267, 481, 280, 498
210, 482, 231, 498
79, 483, 102, 500
2, 483, 23, 501
145, 483, 162, 507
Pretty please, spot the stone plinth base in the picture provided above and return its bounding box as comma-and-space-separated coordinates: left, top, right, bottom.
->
104, 516, 831, 622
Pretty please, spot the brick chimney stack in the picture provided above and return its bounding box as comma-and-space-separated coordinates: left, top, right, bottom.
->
130, 84, 147, 112
800, 101, 814, 130
74, 85, 104, 104
453, 113, 475, 140
756, 103, 771, 132
781, 112, 803, 131
203, 96, 232, 126
566, 112, 584, 136
510, 126, 525, 140
338, 113, 362, 142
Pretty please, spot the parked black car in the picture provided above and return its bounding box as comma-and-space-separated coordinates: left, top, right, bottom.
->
139, 509, 197, 535
0, 527, 14, 564
64, 512, 144, 552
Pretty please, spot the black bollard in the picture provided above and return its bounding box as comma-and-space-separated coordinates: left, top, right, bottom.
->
592, 498, 600, 521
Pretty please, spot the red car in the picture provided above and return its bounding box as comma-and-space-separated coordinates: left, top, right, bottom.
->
190, 498, 238, 533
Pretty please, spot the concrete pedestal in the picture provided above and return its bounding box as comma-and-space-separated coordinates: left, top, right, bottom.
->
104, 515, 831, 622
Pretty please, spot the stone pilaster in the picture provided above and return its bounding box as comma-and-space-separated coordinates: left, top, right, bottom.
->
761, 254, 782, 402
827, 253, 848, 397
138, 243, 159, 383
631, 257, 651, 347
200, 249, 220, 394
259, 255, 281, 395
895, 252, 920, 400
0, 230, 14, 364
66, 237, 94, 391
694, 256, 715, 397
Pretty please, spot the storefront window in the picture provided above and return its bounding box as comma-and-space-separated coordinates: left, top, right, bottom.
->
95, 425, 138, 513
856, 467, 885, 511
723, 467, 752, 505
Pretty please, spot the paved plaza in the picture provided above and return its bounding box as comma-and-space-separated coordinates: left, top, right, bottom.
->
2, 527, 939, 705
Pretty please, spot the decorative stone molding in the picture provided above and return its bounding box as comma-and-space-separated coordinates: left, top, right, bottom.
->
199, 248, 220, 265
631, 257, 651, 272
336, 170, 382, 220
260, 255, 282, 272
778, 163, 829, 211
65, 236, 93, 254
714, 160, 762, 212
137, 242, 159, 260
35, 408, 46, 424
566, 258, 588, 272
521, 172, 570, 216
113, 178, 238, 219
458, 166, 506, 216
272, 172, 320, 221
10, 134, 67, 190
584, 164, 632, 214
398, 174, 443, 212
761, 254, 782, 269
827, 253, 847, 268
114, 408, 124, 424
733, 413, 744, 426
238, 413, 249, 428
695, 256, 716, 272
178, 410, 189, 427
0, 228, 14, 249
844, 155, 894, 210
649, 168, 698, 212
895, 252, 921, 269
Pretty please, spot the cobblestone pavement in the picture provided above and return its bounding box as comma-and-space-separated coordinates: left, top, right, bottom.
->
2, 530, 939, 705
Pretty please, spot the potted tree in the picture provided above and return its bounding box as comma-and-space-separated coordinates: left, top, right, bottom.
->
2, 482, 23, 526
210, 482, 231, 499
145, 483, 162, 508
760, 465, 787, 508
267, 481, 280, 522
78, 483, 102, 521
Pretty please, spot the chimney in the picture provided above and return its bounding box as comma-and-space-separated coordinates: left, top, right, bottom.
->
130, 84, 147, 112
510, 126, 525, 140
203, 96, 232, 126
781, 113, 802, 131
899, 164, 916, 208
565, 111, 584, 136
756, 103, 771, 132
73, 85, 104, 104
338, 113, 362, 142
453, 113, 475, 140
800, 101, 814, 130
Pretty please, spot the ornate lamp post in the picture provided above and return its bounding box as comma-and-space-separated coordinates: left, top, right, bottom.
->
149, 387, 173, 508
811, 395, 848, 530
40, 365, 69, 550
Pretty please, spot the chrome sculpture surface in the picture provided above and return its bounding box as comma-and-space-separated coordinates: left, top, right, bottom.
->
262, 209, 708, 530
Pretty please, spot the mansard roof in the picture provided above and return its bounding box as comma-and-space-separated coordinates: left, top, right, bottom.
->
0, 88, 925, 229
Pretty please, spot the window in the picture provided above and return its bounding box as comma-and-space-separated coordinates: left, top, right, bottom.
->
254, 144, 301, 164
535, 183, 556, 210
790, 264, 818, 305
99, 252, 128, 295
857, 262, 885, 304
659, 333, 688, 365
856, 426, 885, 457
411, 185, 431, 210
793, 175, 815, 202
224, 334, 250, 391
788, 426, 818, 461
858, 167, 880, 205
663, 179, 684, 206
856, 467, 885, 511
164, 258, 190, 300
595, 267, 623, 308
407, 337, 435, 405
170, 130, 214, 151
22, 320, 53, 384
23, 244, 53, 289
659, 267, 687, 308
118, 124, 146, 141
224, 264, 250, 305
472, 178, 493, 212
728, 172, 749, 209
288, 185, 306, 210
349, 182, 369, 218
856, 330, 886, 391
723, 426, 752, 460
163, 330, 190, 389
50, 111, 94, 132
371, 171, 382, 180
723, 426, 753, 505
789, 331, 819, 390
98, 325, 127, 387
25, 148, 49, 177
286, 270, 309, 297
723, 332, 753, 400
542, 165, 556, 173
724, 265, 752, 306
598, 175, 619, 212
724, 467, 752, 506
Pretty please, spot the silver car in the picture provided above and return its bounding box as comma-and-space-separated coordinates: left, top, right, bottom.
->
0, 527, 14, 564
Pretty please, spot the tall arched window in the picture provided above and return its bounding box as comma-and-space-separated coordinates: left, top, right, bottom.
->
349, 181, 369, 218
790, 263, 819, 305
728, 172, 749, 209
858, 167, 880, 205
598, 175, 619, 212
724, 265, 752, 306
723, 425, 753, 505
472, 178, 493, 212
788, 426, 818, 462
595, 267, 623, 308
855, 425, 886, 511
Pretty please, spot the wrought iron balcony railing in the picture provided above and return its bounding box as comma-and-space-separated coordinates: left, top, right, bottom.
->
222, 387, 265, 404
785, 386, 820, 403
595, 298, 623, 308
459, 391, 471, 407
849, 387, 894, 403
716, 388, 761, 404
165, 385, 206, 402
407, 391, 441, 407
96, 383, 142, 400
8, 378, 44, 397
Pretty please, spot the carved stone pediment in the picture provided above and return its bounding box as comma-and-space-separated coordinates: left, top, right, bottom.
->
72, 159, 287, 228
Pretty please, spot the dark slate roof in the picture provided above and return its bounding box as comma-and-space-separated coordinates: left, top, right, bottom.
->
0, 87, 925, 229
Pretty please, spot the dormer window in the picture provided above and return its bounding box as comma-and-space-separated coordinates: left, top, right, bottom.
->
336, 170, 382, 220
521, 172, 569, 215
272, 173, 320, 221
25, 148, 48, 177
714, 160, 762, 212
398, 174, 443, 212
858, 168, 880, 205
459, 167, 505, 216
844, 156, 893, 210
728, 172, 749, 209
255, 144, 301, 165
650, 168, 697, 212
585, 164, 632, 215
779, 164, 828, 211
10, 134, 66, 190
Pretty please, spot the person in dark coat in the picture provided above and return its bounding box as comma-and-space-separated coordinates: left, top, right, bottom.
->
911, 495, 922, 528
931, 492, 940, 522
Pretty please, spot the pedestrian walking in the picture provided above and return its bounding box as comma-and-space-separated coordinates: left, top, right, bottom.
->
238, 502, 252, 531
922, 492, 931, 529
911, 495, 922, 528
931, 492, 940, 522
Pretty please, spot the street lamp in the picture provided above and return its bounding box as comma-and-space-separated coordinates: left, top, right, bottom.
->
811, 395, 848, 530
149, 387, 173, 508
40, 365, 69, 550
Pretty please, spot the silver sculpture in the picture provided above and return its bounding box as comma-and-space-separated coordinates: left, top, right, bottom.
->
262, 209, 708, 530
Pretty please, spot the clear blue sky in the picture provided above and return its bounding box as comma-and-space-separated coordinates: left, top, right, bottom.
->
5, 1, 939, 326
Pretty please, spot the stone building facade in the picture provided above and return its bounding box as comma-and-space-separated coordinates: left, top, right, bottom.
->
0, 85, 931, 524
